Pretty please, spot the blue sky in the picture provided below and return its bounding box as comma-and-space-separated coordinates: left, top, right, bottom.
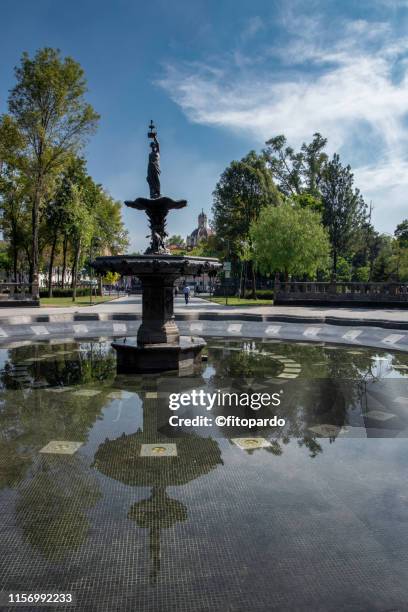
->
1, 0, 408, 251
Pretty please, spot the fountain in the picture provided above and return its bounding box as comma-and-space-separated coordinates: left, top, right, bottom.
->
92, 121, 221, 373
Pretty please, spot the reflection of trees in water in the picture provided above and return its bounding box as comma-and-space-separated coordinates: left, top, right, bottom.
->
207, 340, 389, 458
0, 439, 31, 488
0, 389, 108, 492
0, 348, 112, 559
1, 340, 116, 390
0, 341, 117, 496
210, 341, 281, 378
15, 455, 100, 561
209, 339, 382, 381
0, 375, 107, 558
388, 351, 408, 377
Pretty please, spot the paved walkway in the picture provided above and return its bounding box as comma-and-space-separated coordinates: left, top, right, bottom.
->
0, 295, 406, 327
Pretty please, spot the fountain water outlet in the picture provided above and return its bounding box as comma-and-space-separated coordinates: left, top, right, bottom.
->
91, 120, 221, 373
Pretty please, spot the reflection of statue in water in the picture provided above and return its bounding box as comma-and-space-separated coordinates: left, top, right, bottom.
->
129, 486, 187, 583
92, 385, 223, 583
147, 135, 161, 199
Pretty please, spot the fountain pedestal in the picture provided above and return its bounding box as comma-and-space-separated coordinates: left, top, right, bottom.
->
92, 253, 221, 373
137, 270, 180, 345
91, 121, 221, 373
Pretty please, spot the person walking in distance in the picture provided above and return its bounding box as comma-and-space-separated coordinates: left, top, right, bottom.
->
183, 284, 190, 305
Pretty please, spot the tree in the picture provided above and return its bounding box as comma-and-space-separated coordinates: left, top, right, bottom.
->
250, 202, 330, 279
320, 154, 367, 277
89, 185, 128, 296
396, 247, 408, 282
41, 154, 128, 297
212, 151, 281, 297
166, 234, 184, 247
1, 48, 99, 296
395, 219, 408, 248
0, 165, 31, 281
44, 157, 86, 296
188, 235, 222, 258
0, 242, 11, 276
66, 183, 94, 301
104, 271, 121, 286
263, 133, 328, 198
371, 235, 396, 281
250, 203, 330, 280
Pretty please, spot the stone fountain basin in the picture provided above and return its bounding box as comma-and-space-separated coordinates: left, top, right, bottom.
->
92, 254, 222, 277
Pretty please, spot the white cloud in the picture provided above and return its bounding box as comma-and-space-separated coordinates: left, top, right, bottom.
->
157, 16, 408, 231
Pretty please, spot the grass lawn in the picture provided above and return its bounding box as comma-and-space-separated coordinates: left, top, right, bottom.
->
40, 296, 119, 308
205, 296, 273, 306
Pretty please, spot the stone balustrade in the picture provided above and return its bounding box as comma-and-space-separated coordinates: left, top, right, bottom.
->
274, 280, 408, 306
0, 283, 40, 307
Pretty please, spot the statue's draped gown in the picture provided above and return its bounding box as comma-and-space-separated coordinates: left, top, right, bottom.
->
147, 147, 161, 198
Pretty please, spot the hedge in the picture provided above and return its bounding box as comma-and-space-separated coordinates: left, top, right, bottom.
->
39, 287, 92, 298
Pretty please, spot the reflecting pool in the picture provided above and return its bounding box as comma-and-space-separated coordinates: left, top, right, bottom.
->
0, 338, 408, 611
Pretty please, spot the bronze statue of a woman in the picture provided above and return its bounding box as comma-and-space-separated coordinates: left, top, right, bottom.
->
147, 135, 161, 199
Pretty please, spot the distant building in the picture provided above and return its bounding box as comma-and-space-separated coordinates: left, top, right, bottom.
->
186, 210, 213, 249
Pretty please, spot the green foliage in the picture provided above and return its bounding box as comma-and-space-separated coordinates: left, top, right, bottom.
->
371, 235, 396, 281
212, 151, 281, 259
250, 203, 330, 278
396, 247, 408, 282
335, 257, 352, 282
0, 47, 100, 285
8, 48, 99, 166
352, 265, 370, 282
263, 133, 327, 198
0, 243, 11, 272
39, 287, 90, 298
320, 154, 367, 276
291, 193, 323, 214
189, 235, 223, 258
167, 234, 185, 247
395, 219, 408, 248
103, 271, 121, 285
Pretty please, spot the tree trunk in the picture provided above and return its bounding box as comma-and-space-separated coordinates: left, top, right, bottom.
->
10, 215, 19, 283
250, 261, 257, 299
47, 233, 58, 298
30, 182, 41, 300
13, 246, 18, 284
239, 261, 244, 299
61, 234, 68, 289
71, 243, 80, 301
240, 261, 247, 298
24, 245, 32, 282
332, 249, 338, 281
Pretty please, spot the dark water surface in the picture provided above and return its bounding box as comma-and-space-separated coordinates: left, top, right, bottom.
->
0, 338, 408, 611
